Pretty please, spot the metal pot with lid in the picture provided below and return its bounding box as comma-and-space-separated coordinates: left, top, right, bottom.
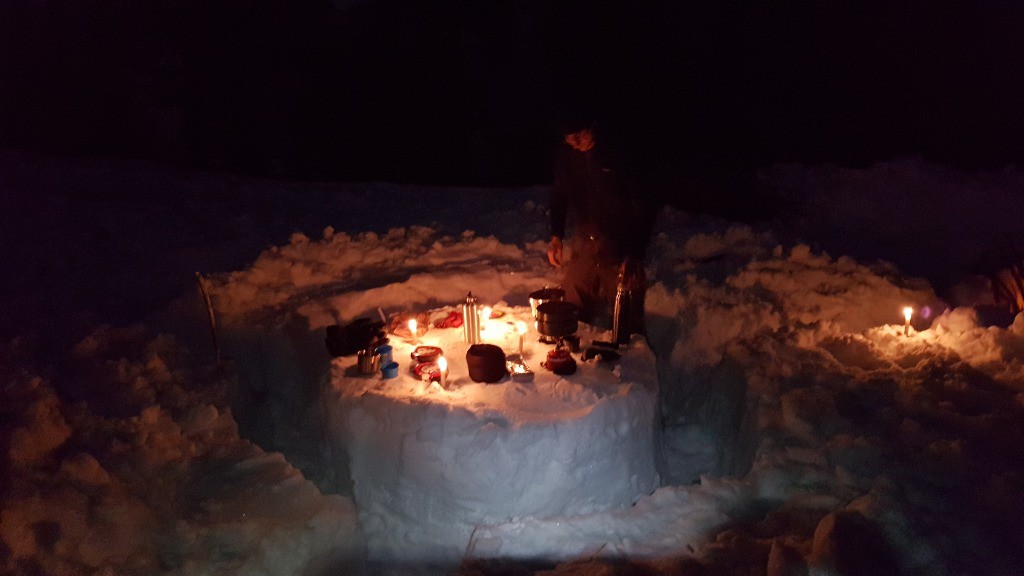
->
535, 301, 579, 340
529, 287, 565, 319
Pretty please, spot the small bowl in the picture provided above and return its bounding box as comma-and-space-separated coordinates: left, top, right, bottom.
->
381, 361, 400, 379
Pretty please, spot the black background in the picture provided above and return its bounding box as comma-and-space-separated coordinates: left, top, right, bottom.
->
2, 1, 1023, 187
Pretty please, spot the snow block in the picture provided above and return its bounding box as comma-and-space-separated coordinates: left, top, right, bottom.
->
324, 308, 660, 563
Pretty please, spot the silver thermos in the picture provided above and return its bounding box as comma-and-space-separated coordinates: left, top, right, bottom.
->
462, 292, 481, 344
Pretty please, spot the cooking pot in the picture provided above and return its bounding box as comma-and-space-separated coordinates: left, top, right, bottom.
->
529, 287, 565, 319
535, 301, 579, 339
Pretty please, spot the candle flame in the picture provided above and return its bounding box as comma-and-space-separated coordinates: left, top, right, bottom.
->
408, 318, 418, 336
903, 307, 913, 323
437, 355, 448, 372
516, 321, 527, 335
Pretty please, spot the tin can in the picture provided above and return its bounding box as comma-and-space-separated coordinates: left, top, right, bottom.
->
357, 349, 380, 375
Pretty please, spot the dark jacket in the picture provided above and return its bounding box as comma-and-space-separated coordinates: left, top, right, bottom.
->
550, 126, 660, 262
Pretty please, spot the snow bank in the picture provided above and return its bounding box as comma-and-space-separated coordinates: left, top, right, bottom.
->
0, 328, 362, 576
467, 478, 746, 561
637, 213, 1024, 574
212, 227, 536, 321
207, 226, 563, 490
206, 225, 667, 565
644, 215, 944, 482
207, 205, 1024, 574
7, 152, 1024, 575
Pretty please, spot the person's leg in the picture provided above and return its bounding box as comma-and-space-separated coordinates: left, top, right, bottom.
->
591, 257, 620, 329
629, 280, 647, 337
562, 238, 604, 325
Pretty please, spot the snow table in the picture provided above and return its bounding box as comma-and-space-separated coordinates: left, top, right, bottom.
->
324, 305, 660, 563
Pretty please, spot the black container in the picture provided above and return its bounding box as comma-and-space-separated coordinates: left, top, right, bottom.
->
466, 344, 507, 383
536, 301, 579, 339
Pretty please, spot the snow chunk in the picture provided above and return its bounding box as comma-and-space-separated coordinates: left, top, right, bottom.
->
8, 385, 71, 466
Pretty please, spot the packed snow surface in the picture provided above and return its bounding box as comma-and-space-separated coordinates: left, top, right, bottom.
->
327, 311, 659, 561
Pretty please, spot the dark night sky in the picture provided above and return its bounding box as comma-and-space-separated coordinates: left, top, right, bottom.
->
2, 1, 1023, 188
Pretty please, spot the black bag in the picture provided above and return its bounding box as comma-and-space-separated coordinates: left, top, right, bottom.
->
325, 318, 386, 357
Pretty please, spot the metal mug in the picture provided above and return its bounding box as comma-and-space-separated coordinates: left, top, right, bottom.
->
357, 349, 380, 375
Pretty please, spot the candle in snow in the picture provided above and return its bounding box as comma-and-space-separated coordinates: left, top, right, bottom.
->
480, 307, 492, 338
437, 355, 448, 388
903, 307, 913, 336
409, 318, 418, 344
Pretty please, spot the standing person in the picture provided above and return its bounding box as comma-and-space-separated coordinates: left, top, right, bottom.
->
547, 116, 661, 336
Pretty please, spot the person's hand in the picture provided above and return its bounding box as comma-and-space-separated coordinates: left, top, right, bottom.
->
547, 236, 563, 267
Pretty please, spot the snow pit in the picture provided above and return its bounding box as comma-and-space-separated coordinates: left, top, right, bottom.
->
324, 305, 660, 562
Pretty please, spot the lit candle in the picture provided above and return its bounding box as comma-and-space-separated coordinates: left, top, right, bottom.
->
480, 307, 492, 339
516, 321, 527, 356
437, 355, 448, 389
903, 306, 913, 336
409, 318, 418, 344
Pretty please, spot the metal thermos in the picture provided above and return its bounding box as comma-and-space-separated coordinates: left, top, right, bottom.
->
462, 292, 481, 344
612, 262, 630, 345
